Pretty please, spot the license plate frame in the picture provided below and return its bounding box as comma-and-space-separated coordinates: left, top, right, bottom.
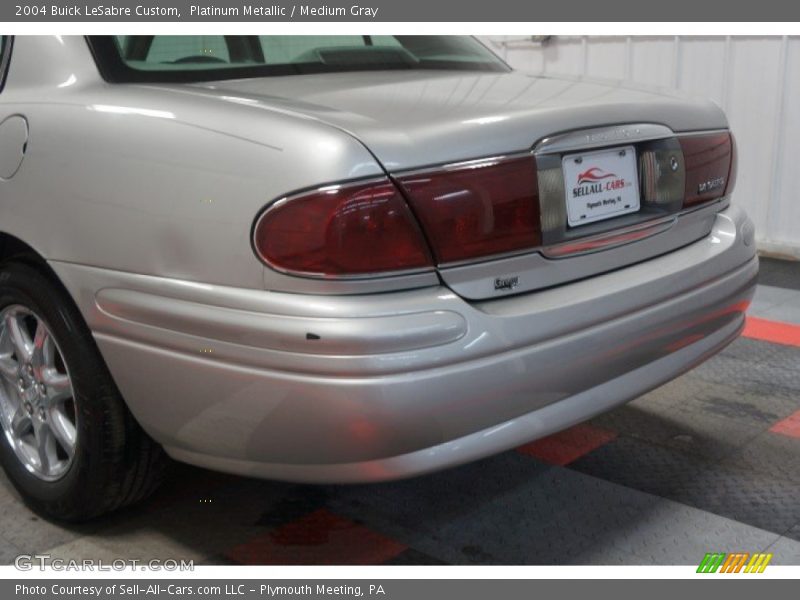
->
562, 145, 640, 227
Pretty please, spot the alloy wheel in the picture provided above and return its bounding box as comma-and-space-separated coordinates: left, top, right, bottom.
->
0, 305, 77, 481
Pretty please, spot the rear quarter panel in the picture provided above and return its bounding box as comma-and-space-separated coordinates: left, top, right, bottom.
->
0, 36, 385, 290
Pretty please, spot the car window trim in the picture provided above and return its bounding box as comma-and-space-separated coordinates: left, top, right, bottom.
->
0, 36, 14, 93
84, 36, 510, 84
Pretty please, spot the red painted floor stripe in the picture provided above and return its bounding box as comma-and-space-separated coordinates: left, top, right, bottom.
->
743, 316, 800, 347
226, 509, 407, 565
770, 410, 800, 439
517, 423, 618, 466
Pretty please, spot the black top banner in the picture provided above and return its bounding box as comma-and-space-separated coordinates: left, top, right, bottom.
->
3, 0, 800, 21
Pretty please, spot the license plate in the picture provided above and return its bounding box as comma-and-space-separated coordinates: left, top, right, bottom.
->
562, 145, 640, 227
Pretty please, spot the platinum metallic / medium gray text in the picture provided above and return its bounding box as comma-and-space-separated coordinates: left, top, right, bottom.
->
188, 5, 380, 17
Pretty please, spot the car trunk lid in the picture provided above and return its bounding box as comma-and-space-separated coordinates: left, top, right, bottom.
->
190, 70, 727, 170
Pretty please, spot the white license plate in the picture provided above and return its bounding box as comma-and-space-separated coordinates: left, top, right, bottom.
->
562, 145, 640, 227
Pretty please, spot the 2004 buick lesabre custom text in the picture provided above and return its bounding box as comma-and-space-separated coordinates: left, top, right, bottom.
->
16, 5, 180, 17
0, 36, 756, 521
23, 5, 382, 18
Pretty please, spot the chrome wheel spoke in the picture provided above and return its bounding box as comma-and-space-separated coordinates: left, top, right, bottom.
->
48, 407, 77, 459
0, 354, 18, 383
35, 423, 58, 475
4, 312, 33, 364
0, 322, 17, 382
42, 333, 57, 369
11, 407, 31, 438
31, 320, 50, 372
0, 321, 10, 352
41, 369, 71, 403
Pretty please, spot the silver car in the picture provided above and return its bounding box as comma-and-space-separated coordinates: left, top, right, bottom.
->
0, 35, 756, 521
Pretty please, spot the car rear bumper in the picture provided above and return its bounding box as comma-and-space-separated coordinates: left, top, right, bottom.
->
50, 205, 757, 483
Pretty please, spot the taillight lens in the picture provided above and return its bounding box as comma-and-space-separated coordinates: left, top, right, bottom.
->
254, 179, 433, 277
396, 156, 541, 264
727, 133, 738, 196
680, 131, 736, 207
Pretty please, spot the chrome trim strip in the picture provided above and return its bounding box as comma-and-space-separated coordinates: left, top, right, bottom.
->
394, 151, 534, 178
534, 123, 675, 155
541, 216, 677, 259
675, 128, 731, 138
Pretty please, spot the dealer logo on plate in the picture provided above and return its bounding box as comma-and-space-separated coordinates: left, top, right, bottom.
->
572, 167, 629, 198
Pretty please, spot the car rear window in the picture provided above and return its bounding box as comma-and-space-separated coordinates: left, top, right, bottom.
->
88, 35, 509, 83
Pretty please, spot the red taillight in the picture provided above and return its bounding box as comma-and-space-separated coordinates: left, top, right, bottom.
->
727, 132, 738, 196
253, 179, 433, 277
396, 156, 541, 264
680, 131, 736, 207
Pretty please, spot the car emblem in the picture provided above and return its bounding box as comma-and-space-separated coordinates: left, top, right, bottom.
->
698, 177, 726, 193
494, 276, 519, 291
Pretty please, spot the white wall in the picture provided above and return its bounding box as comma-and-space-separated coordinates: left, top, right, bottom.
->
483, 36, 800, 259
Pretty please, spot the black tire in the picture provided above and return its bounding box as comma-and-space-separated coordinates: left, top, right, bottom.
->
0, 259, 167, 522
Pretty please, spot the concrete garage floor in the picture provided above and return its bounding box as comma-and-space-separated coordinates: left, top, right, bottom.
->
1, 258, 799, 566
